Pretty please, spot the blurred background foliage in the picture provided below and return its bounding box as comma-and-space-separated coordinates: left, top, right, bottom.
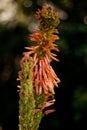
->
0, 0, 87, 130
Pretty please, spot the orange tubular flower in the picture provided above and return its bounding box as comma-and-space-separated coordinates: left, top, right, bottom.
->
24, 4, 60, 96
23, 4, 60, 113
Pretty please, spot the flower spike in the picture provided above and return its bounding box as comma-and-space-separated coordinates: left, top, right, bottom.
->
18, 4, 61, 130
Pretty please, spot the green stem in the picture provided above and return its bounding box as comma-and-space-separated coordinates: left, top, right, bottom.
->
18, 57, 44, 130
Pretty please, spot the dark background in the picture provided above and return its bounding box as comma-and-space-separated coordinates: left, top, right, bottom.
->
0, 0, 87, 129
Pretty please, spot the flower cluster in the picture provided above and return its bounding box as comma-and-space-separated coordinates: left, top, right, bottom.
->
23, 4, 60, 114
35, 4, 60, 31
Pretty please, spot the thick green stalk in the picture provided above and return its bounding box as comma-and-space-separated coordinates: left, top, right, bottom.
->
18, 57, 44, 130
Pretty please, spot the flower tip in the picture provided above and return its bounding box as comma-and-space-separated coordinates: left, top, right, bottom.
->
17, 78, 20, 81
17, 85, 21, 89
45, 109, 56, 115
